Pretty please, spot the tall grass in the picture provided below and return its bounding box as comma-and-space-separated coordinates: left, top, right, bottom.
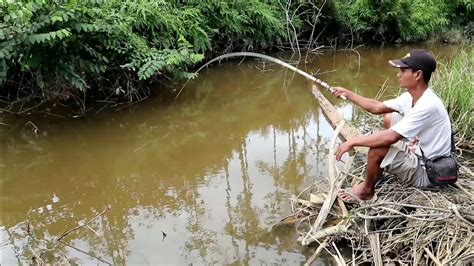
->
432, 48, 473, 144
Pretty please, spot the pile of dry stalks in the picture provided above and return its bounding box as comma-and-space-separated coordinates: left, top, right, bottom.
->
277, 122, 474, 265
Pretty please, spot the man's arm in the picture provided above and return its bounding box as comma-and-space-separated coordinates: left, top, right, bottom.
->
335, 129, 402, 160
332, 87, 394, 115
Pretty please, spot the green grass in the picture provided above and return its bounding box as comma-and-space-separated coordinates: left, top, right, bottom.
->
432, 47, 473, 144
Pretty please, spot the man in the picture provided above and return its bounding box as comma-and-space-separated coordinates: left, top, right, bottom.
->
332, 49, 452, 202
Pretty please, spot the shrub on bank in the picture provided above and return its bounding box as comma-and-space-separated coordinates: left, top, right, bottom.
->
0, 0, 472, 111
0, 0, 288, 107
333, 0, 473, 43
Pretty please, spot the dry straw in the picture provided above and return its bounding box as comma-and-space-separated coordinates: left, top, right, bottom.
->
277, 132, 474, 265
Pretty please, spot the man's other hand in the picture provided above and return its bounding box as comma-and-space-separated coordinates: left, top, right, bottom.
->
335, 141, 353, 161
331, 86, 352, 99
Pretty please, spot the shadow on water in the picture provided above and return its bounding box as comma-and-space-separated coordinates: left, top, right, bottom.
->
0, 44, 460, 264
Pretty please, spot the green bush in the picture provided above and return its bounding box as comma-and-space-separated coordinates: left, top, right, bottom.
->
333, 0, 473, 42
0, 1, 209, 97
0, 0, 472, 110
0, 0, 288, 105
188, 1, 286, 50
333, 0, 397, 42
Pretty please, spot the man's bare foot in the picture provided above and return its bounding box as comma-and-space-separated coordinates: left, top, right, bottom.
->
338, 182, 375, 203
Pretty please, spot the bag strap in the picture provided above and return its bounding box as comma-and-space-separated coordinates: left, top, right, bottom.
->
450, 126, 456, 153
420, 146, 426, 158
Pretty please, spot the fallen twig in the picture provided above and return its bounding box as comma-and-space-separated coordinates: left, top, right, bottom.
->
304, 238, 328, 266
301, 121, 346, 245
56, 205, 111, 242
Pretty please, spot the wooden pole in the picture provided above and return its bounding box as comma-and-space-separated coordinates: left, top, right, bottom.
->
311, 85, 367, 155
310, 85, 383, 266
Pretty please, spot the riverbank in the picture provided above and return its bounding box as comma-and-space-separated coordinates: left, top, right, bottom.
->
277, 85, 474, 265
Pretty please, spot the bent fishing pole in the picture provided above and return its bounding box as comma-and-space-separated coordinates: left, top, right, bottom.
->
176, 52, 346, 100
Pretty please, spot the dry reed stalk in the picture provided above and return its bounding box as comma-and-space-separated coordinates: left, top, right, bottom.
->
304, 238, 328, 266
332, 242, 347, 266
367, 226, 382, 266
301, 121, 349, 246
283, 156, 474, 264
424, 247, 442, 266
307, 223, 349, 241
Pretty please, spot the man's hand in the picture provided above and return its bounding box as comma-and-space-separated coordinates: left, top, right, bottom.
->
331, 86, 352, 99
408, 137, 419, 154
335, 141, 353, 161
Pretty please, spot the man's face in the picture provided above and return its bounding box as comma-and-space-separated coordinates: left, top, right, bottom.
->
397, 68, 421, 89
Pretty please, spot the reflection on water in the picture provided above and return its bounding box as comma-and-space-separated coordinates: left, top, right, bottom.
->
0, 44, 459, 264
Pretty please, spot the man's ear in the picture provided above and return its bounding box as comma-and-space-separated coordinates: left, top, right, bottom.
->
414, 70, 423, 82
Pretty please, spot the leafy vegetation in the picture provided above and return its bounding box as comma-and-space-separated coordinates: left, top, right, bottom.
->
432, 48, 473, 143
0, 0, 472, 111
333, 0, 473, 42
0, 0, 292, 110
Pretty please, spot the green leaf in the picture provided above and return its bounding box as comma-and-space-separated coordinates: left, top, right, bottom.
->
51, 15, 63, 23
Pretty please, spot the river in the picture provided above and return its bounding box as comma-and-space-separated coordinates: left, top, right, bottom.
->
0, 45, 459, 265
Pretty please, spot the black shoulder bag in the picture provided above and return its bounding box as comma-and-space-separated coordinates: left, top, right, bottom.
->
420, 134, 458, 185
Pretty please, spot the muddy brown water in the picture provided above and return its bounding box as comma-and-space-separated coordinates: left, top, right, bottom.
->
1, 45, 460, 265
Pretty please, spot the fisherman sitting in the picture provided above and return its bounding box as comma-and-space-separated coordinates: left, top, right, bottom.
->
331, 49, 455, 203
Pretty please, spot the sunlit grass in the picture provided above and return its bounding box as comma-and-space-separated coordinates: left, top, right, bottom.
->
432, 47, 473, 143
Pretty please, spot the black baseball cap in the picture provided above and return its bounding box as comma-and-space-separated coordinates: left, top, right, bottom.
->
389, 49, 437, 76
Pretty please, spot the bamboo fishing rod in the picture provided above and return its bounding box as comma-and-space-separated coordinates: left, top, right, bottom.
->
176, 52, 346, 100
